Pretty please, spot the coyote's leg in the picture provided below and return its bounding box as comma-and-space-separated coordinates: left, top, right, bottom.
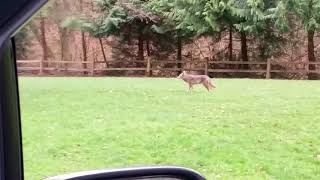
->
209, 81, 216, 90
188, 83, 193, 91
202, 82, 210, 91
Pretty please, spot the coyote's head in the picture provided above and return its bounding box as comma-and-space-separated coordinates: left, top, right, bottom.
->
177, 71, 187, 79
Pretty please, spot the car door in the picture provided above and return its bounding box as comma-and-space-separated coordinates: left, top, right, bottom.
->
0, 1, 48, 179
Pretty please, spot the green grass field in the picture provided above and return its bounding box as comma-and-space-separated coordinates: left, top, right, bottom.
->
19, 77, 320, 180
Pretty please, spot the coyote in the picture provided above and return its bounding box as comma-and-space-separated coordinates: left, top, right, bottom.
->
177, 71, 216, 91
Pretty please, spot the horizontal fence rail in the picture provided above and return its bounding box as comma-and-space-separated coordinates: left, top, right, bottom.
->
16, 59, 320, 78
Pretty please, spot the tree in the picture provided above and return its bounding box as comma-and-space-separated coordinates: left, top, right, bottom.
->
203, 0, 238, 61
63, 0, 126, 63
152, 0, 282, 65
38, 13, 49, 62
65, 0, 160, 63
232, 0, 269, 67
21, 2, 56, 63
15, 26, 32, 60
230, 0, 288, 70
79, 0, 88, 73
60, 0, 74, 62
287, 0, 320, 79
146, 0, 196, 73
49, 0, 75, 62
120, 1, 159, 61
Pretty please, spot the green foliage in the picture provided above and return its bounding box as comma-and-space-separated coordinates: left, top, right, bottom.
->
62, 16, 95, 33
60, 0, 320, 63
95, 6, 127, 37
271, 0, 320, 31
147, 0, 284, 35
63, 5, 126, 38
149, 0, 287, 60
232, 0, 278, 33
203, 0, 236, 30
14, 1, 55, 59
145, 0, 196, 51
15, 27, 31, 59
289, 0, 320, 30
147, 0, 214, 36
256, 28, 287, 60
267, 1, 290, 31
94, 0, 118, 11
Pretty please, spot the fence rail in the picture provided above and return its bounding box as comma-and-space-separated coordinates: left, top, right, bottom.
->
16, 59, 320, 78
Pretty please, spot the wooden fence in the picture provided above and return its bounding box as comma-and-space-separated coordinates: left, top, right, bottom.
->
17, 59, 320, 79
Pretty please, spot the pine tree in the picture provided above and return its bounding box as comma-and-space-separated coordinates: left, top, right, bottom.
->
286, 0, 320, 79
146, 0, 196, 72
230, 0, 288, 70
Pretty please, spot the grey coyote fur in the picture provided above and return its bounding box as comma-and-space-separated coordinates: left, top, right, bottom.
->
177, 71, 216, 91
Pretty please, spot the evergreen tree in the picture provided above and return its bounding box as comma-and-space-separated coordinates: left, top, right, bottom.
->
286, 0, 320, 79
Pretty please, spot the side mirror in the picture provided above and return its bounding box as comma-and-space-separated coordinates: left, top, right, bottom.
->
44, 166, 206, 180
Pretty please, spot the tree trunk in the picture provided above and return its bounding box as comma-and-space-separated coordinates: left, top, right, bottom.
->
146, 39, 150, 56
59, 28, 73, 62
308, 29, 317, 79
177, 36, 182, 74
98, 37, 107, 65
240, 31, 248, 69
30, 24, 54, 59
58, 0, 73, 67
80, 0, 88, 74
81, 33, 87, 71
229, 25, 233, 62
138, 29, 144, 61
39, 14, 49, 67
146, 39, 152, 76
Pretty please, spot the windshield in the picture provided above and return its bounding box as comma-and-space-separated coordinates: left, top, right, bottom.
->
16, 0, 320, 179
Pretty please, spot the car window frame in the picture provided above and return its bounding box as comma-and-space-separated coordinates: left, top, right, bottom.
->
0, 1, 48, 179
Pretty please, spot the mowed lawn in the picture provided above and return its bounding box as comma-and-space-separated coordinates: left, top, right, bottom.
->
19, 77, 320, 180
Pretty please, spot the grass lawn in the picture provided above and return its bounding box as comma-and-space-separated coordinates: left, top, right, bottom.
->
19, 77, 320, 180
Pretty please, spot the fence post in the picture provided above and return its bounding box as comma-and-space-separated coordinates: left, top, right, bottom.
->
146, 57, 151, 77
205, 57, 209, 76
91, 60, 95, 76
39, 59, 43, 75
266, 57, 271, 79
